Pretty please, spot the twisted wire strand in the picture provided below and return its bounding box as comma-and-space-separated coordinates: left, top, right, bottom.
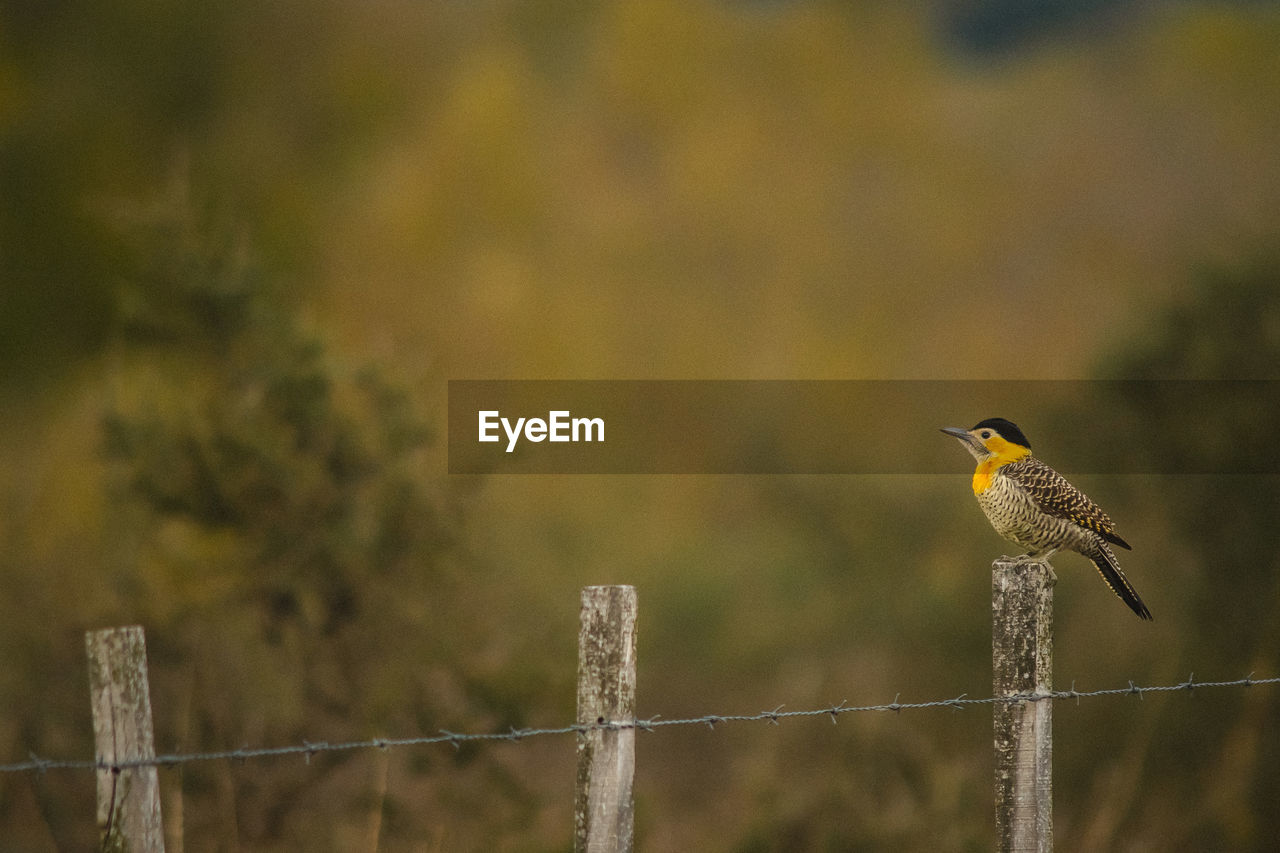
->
5, 674, 1274, 775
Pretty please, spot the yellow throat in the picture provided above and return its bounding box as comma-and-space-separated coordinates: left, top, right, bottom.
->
971, 437, 1031, 494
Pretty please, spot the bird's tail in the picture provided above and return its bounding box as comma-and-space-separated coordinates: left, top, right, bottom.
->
1091, 546, 1152, 620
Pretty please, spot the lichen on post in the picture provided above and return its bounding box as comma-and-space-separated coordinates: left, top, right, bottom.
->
992, 558, 1053, 853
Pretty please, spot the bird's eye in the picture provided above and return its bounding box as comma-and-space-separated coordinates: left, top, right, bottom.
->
980, 430, 992, 439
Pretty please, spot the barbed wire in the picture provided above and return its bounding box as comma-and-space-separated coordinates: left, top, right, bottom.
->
4, 673, 1275, 775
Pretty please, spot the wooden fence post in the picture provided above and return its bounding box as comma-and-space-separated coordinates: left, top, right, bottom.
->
992, 558, 1054, 852
86, 625, 166, 853
575, 585, 637, 853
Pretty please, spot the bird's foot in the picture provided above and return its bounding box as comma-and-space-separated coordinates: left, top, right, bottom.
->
1007, 553, 1059, 582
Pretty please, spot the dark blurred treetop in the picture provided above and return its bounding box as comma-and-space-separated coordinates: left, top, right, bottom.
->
0, 0, 438, 388
941, 0, 1275, 54
943, 0, 1132, 53
1107, 259, 1280, 380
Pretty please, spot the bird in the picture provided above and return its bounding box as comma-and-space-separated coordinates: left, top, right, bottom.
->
941, 417, 1152, 620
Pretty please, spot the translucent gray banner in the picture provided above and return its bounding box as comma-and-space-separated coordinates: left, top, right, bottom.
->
447, 380, 1279, 474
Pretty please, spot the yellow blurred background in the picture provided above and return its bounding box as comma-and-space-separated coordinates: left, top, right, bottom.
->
2, 1, 1279, 849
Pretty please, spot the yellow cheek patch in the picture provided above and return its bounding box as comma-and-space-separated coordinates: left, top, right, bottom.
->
983, 434, 1026, 458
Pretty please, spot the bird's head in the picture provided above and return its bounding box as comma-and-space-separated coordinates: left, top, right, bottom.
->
940, 418, 1032, 463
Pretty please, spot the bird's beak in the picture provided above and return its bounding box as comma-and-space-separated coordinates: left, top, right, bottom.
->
940, 426, 980, 448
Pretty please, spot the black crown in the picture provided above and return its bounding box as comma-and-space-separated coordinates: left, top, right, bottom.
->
972, 418, 1031, 450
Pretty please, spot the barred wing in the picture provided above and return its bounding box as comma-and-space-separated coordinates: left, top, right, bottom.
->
1001, 458, 1132, 550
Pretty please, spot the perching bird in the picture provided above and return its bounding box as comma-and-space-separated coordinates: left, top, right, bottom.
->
941, 417, 1152, 620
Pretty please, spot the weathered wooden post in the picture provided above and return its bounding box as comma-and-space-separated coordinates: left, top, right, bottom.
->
992, 558, 1054, 852
575, 585, 637, 853
86, 625, 166, 853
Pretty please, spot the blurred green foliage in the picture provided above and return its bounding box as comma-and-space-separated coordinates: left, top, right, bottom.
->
1096, 264, 1280, 850
102, 209, 450, 640
96, 213, 551, 849
0, 208, 558, 850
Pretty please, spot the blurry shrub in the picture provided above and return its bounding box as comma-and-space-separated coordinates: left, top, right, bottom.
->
95, 209, 540, 848
1098, 258, 1280, 849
